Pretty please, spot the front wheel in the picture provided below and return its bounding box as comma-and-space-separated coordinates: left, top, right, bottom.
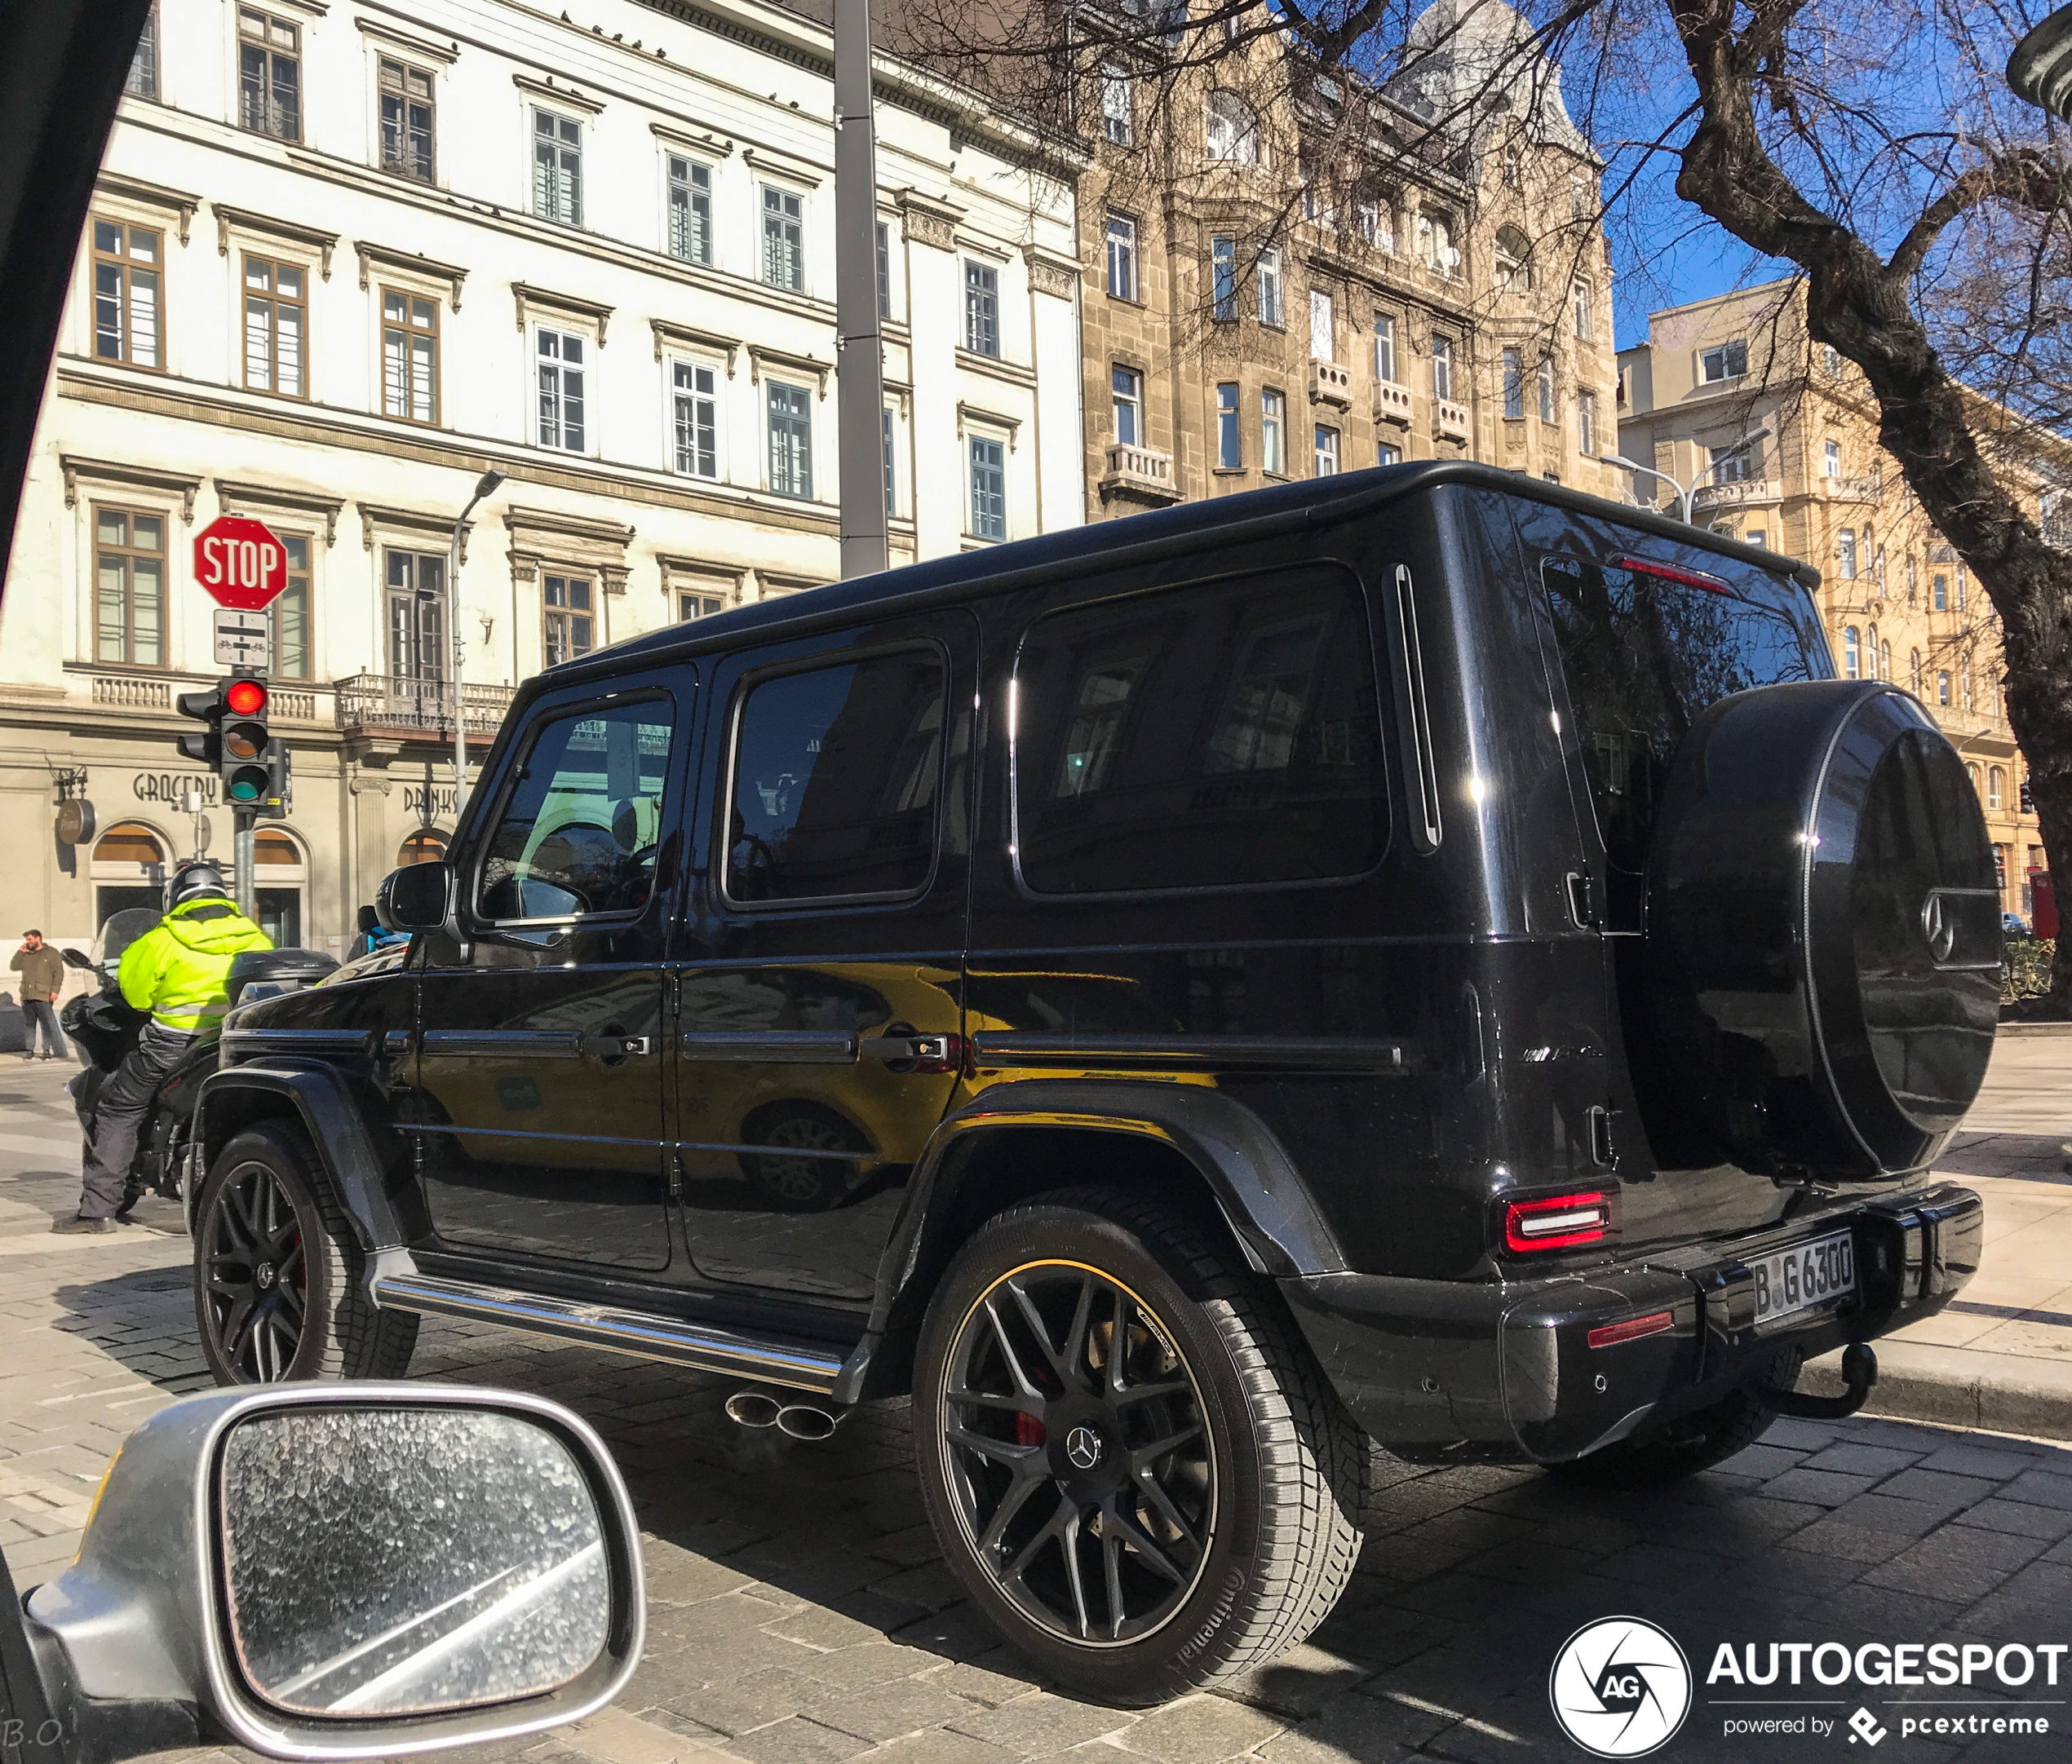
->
913, 1188, 1365, 1706
193, 1124, 418, 1386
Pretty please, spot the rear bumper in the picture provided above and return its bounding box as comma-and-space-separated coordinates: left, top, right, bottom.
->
1284, 1183, 1982, 1463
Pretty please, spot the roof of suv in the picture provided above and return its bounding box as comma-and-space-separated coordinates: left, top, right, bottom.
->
550, 458, 1821, 687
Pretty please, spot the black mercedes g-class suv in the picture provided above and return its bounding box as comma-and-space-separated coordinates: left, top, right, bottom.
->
193, 462, 1994, 1704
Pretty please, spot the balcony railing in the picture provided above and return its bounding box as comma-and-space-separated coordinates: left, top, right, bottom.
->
334, 673, 515, 741
1098, 443, 1180, 506
1822, 473, 1882, 502
1373, 381, 1413, 427
1434, 398, 1471, 441
1309, 360, 1352, 410
1690, 478, 1780, 512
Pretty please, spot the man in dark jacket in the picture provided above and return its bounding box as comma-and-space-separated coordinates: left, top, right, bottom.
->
11, 931, 68, 1061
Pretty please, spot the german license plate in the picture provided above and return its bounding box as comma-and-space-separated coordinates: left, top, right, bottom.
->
1751, 1230, 1857, 1326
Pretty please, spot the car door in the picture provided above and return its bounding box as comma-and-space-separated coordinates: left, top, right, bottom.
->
409, 671, 692, 1273
671, 612, 976, 1307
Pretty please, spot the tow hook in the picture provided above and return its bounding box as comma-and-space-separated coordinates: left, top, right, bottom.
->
1764, 1342, 1878, 1420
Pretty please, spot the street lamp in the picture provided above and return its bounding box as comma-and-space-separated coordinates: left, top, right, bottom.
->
449, 469, 505, 804
1607, 426, 1769, 525
2010, 3, 2072, 121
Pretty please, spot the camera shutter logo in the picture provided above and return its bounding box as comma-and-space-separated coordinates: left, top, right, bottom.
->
1548, 1616, 1692, 1757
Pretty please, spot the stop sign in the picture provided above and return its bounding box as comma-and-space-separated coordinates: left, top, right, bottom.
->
193, 515, 288, 610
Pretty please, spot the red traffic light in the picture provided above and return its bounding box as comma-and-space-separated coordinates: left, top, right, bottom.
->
225, 679, 268, 716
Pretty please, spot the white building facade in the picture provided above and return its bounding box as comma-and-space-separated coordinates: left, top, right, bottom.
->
0, 0, 1086, 957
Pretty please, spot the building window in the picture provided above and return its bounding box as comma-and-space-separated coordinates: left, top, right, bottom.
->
767, 382, 812, 498
1838, 528, 1857, 578
385, 549, 445, 683
91, 218, 163, 370
1357, 201, 1390, 251
1957, 566, 1968, 610
533, 108, 582, 225
1962, 661, 1972, 709
1933, 572, 1948, 611
1417, 212, 1457, 276
1101, 63, 1132, 145
238, 8, 301, 141
1205, 91, 1260, 162
1314, 425, 1339, 477
1823, 343, 1842, 376
883, 407, 896, 516
380, 289, 439, 423
964, 260, 1000, 356
542, 574, 595, 668
1937, 669, 1950, 706
1211, 235, 1237, 320
1432, 334, 1454, 403
1990, 766, 2005, 811
1261, 388, 1285, 475
672, 360, 719, 479
1747, 528, 1765, 549
1379, 442, 1402, 466
126, 5, 158, 99
757, 186, 803, 290
1105, 213, 1137, 301
1910, 648, 1922, 693
876, 222, 891, 316
1111, 365, 1143, 445
1572, 281, 1592, 340
1824, 438, 1842, 477
379, 59, 435, 181
1843, 626, 1861, 679
1700, 339, 1747, 382
92, 506, 165, 667
1880, 638, 1891, 679
1866, 623, 1879, 677
1216, 382, 1240, 469
534, 329, 587, 453
1257, 248, 1283, 327
1375, 312, 1397, 382
1578, 390, 1596, 456
272, 533, 312, 679
1503, 347, 1523, 420
969, 435, 1007, 541
1538, 357, 1555, 423
668, 157, 713, 265
1308, 289, 1335, 361
1501, 146, 1521, 188
241, 255, 304, 396
1711, 442, 1752, 484
1494, 225, 1530, 291
680, 590, 727, 622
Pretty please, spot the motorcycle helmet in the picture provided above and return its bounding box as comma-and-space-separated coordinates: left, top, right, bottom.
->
165, 860, 232, 911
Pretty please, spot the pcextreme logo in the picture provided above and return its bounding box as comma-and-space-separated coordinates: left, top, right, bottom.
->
1549, 1616, 1693, 1757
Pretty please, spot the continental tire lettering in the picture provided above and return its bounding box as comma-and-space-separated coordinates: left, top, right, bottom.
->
1174, 1565, 1249, 1663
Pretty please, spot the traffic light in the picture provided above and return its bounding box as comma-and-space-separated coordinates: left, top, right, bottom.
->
220, 674, 271, 807
257, 739, 292, 820
2021, 775, 2035, 814
175, 683, 223, 768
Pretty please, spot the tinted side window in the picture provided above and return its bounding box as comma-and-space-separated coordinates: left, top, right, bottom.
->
478, 698, 674, 919
727, 648, 947, 904
1542, 555, 1826, 872
1013, 568, 1387, 895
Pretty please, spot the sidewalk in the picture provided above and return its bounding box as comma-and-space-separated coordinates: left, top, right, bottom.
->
1805, 1028, 2072, 1435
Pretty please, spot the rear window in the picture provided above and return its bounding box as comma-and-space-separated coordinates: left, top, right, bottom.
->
1542, 554, 1829, 872
1012, 567, 1388, 895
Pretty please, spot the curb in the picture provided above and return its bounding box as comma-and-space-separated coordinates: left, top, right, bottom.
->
1804, 1341, 2072, 1441
1996, 1019, 2072, 1037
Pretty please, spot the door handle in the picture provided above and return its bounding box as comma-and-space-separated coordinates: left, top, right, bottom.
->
860, 1030, 964, 1074
578, 1034, 652, 1059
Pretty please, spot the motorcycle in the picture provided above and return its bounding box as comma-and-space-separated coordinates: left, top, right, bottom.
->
62, 911, 339, 1212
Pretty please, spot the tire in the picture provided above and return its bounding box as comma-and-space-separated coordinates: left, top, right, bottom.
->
193, 1123, 418, 1386
1548, 1366, 1788, 1490
913, 1187, 1365, 1706
738, 1103, 867, 1212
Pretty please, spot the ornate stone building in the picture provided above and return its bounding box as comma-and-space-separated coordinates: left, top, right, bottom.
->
1618, 281, 2052, 921
1074, 0, 1621, 519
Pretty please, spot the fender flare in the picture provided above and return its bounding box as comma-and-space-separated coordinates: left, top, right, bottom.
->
195, 1063, 405, 1252
867, 1077, 1348, 1338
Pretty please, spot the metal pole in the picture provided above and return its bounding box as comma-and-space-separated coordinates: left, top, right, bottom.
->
448, 519, 467, 804
233, 811, 255, 922
834, 0, 888, 579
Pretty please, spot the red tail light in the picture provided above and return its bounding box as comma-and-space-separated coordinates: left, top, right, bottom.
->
1587, 1311, 1674, 1349
1503, 1191, 1611, 1253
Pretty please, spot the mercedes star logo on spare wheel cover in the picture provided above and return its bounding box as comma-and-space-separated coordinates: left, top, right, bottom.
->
1065, 1425, 1105, 1470
1548, 1616, 1692, 1757
1922, 891, 1956, 963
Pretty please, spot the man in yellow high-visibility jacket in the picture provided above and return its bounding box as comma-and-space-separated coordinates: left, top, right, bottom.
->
57, 862, 271, 1233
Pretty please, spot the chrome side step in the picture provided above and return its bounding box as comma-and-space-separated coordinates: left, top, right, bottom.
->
369, 1265, 848, 1395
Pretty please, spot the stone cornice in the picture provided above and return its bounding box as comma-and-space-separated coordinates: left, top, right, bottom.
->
60, 456, 202, 523
212, 204, 339, 278
92, 172, 199, 245
513, 281, 614, 343
356, 241, 468, 308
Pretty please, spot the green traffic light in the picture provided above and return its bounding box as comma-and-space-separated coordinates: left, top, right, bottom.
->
227, 767, 268, 802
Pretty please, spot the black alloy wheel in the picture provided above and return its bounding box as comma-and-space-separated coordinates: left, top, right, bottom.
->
941, 1260, 1216, 1646
201, 1156, 310, 1382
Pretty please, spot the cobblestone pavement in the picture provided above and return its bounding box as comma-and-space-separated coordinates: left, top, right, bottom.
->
8, 1059, 2072, 1764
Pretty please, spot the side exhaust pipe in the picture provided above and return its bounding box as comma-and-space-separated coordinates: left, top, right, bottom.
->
724, 1388, 843, 1441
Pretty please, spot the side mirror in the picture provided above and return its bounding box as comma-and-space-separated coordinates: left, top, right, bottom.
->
18, 1384, 643, 1761
376, 860, 452, 934
60, 948, 95, 970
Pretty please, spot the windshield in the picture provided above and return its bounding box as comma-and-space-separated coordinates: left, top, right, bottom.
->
1542, 554, 1831, 873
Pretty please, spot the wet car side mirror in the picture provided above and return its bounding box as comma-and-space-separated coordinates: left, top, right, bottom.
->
59, 948, 94, 970
15, 1384, 643, 1761
376, 860, 452, 934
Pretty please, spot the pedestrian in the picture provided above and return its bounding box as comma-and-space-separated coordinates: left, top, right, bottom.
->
57, 864, 270, 1234
11, 930, 69, 1062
